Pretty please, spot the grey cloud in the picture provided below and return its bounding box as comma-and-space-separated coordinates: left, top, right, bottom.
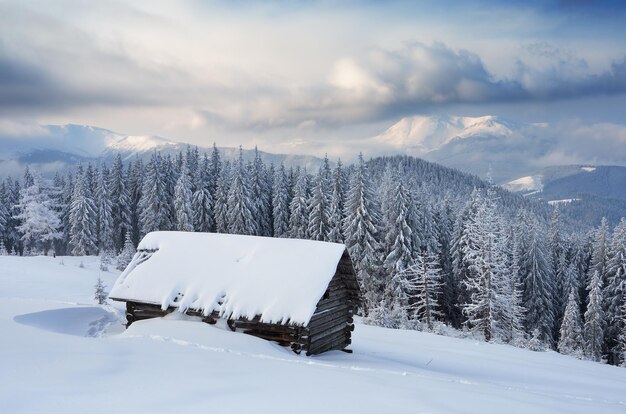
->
322, 42, 626, 124
0, 53, 67, 109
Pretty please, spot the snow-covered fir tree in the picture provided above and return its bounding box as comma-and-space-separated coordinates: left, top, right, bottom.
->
288, 168, 309, 239
250, 148, 271, 236
343, 154, 382, 312
214, 161, 231, 233
327, 160, 345, 243
109, 154, 132, 251
23, 166, 34, 188
208, 143, 221, 199
558, 288, 584, 358
435, 196, 458, 327
95, 163, 114, 253
620, 298, 626, 367
0, 186, 9, 244
116, 231, 136, 271
589, 217, 609, 287
604, 218, 626, 363
174, 157, 194, 232
459, 188, 509, 342
226, 148, 257, 235
272, 164, 290, 238
520, 216, 556, 346
307, 162, 332, 241
383, 169, 414, 276
528, 328, 546, 352
94, 277, 107, 305
69, 167, 98, 256
14, 175, 61, 255
501, 231, 526, 345
411, 250, 443, 330
191, 154, 214, 233
584, 270, 605, 361
139, 153, 170, 236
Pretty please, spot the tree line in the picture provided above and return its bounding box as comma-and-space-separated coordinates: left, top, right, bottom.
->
0, 147, 624, 367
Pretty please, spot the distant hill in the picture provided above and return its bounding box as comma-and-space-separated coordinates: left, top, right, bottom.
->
0, 124, 325, 177
504, 165, 626, 226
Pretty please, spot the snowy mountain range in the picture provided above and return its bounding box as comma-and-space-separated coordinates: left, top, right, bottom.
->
2, 118, 626, 219
371, 114, 554, 183
0, 124, 324, 176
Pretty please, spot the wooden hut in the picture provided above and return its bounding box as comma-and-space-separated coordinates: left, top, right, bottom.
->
109, 231, 360, 355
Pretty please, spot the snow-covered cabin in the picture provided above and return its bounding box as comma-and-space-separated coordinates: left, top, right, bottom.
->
109, 231, 360, 355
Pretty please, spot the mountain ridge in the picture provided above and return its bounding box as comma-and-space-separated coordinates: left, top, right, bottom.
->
0, 124, 326, 175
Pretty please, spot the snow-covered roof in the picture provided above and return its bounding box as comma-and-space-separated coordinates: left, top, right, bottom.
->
109, 231, 348, 326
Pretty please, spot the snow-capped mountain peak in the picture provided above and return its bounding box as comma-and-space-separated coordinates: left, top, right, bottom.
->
105, 134, 178, 152
373, 114, 515, 154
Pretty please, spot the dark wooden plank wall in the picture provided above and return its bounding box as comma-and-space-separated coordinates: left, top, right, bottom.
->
304, 250, 359, 355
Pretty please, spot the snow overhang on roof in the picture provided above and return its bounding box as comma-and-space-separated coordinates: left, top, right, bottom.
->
109, 231, 347, 326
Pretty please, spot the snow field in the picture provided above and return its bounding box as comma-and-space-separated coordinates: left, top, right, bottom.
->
1, 255, 625, 414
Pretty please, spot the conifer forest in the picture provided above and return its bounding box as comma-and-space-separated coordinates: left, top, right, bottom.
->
1, 145, 625, 367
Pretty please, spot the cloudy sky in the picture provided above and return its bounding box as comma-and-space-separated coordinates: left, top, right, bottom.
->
1, 0, 626, 158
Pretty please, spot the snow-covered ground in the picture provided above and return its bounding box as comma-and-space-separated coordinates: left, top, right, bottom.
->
1, 256, 625, 413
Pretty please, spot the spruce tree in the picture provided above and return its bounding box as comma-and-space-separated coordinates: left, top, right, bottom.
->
343, 154, 382, 312
191, 155, 214, 233
60, 173, 74, 253
14, 175, 61, 255
288, 168, 309, 239
412, 250, 443, 330
558, 289, 584, 358
209, 143, 221, 199
94, 277, 107, 305
109, 154, 131, 251
162, 154, 177, 231
272, 164, 290, 238
584, 270, 605, 361
95, 163, 114, 253
499, 228, 526, 345
69, 167, 98, 255
174, 157, 194, 232
604, 218, 626, 363
226, 148, 257, 235
521, 217, 556, 345
436, 196, 459, 327
139, 153, 170, 236
327, 160, 345, 243
214, 161, 231, 233
128, 159, 144, 245
116, 231, 136, 270
23, 166, 34, 188
250, 148, 271, 236
0, 187, 9, 245
307, 165, 331, 241
589, 217, 609, 287
383, 172, 414, 275
617, 294, 626, 368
